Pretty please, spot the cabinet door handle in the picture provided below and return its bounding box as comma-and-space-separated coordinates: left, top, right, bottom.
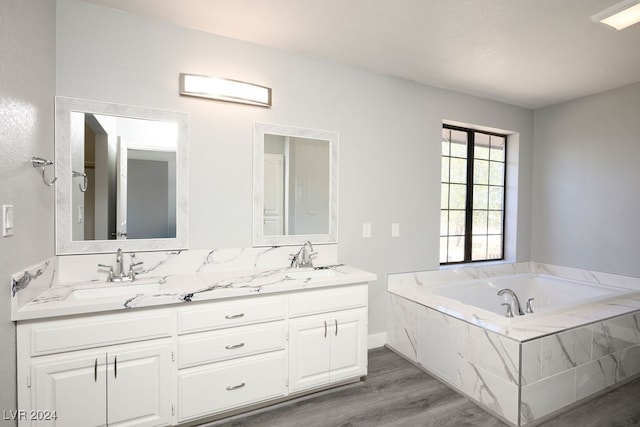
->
114, 356, 117, 379
94, 358, 98, 382
324, 320, 327, 338
225, 313, 245, 319
335, 319, 338, 336
226, 382, 246, 391
225, 343, 245, 350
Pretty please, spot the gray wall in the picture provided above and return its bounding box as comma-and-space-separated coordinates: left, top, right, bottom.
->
0, 1, 56, 425
56, 0, 534, 338
532, 82, 640, 276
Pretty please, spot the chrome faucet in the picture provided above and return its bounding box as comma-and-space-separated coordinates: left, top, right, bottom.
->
115, 248, 124, 277
497, 288, 525, 316
290, 241, 317, 268
98, 248, 144, 282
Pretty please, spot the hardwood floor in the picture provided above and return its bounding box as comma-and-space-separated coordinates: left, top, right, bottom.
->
202, 347, 640, 427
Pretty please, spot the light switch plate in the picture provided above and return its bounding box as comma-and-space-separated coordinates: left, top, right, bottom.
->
391, 223, 400, 237
3, 205, 14, 236
362, 223, 371, 238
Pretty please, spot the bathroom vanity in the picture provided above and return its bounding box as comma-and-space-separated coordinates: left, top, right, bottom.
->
12, 96, 372, 426
14, 260, 374, 427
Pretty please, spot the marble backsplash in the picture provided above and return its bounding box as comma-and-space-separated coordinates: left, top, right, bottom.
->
11, 245, 338, 313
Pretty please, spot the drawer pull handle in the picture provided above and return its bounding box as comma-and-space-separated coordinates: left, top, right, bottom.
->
335, 319, 338, 336
225, 343, 245, 350
114, 356, 117, 379
226, 382, 246, 391
225, 313, 245, 319
94, 358, 98, 382
324, 320, 327, 338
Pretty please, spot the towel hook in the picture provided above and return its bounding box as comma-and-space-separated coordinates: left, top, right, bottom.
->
31, 156, 57, 186
72, 170, 88, 192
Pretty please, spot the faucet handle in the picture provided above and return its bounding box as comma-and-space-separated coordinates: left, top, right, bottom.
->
98, 264, 114, 282
501, 303, 514, 318
128, 262, 144, 280
289, 252, 300, 268
128, 253, 144, 280
526, 298, 535, 314
129, 253, 144, 267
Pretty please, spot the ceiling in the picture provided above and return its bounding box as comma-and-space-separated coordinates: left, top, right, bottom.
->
84, 0, 640, 109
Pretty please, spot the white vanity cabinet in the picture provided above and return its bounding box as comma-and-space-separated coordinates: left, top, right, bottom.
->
175, 295, 287, 423
288, 285, 368, 393
16, 281, 371, 426
16, 310, 174, 427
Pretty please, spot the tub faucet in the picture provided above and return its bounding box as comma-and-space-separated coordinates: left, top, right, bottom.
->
497, 288, 525, 316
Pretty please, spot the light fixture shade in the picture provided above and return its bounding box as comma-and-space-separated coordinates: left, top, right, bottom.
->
592, 0, 640, 30
179, 73, 272, 107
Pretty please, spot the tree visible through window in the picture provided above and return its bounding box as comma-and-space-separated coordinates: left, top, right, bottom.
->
440, 125, 506, 264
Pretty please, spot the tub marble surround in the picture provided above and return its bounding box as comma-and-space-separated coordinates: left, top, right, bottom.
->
11, 245, 376, 321
386, 262, 640, 426
388, 262, 640, 341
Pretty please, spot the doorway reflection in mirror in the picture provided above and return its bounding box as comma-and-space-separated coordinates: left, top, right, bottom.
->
71, 113, 178, 242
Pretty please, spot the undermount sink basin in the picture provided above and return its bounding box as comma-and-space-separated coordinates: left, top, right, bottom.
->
285, 269, 340, 280
66, 282, 161, 301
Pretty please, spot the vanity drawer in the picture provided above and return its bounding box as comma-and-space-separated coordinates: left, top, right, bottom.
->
25, 310, 173, 356
177, 295, 286, 334
288, 284, 367, 318
177, 322, 285, 369
177, 351, 286, 422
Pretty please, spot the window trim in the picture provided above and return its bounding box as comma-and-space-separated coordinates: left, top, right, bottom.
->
441, 124, 507, 265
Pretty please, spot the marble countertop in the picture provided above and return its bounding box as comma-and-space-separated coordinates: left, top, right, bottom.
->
13, 264, 377, 321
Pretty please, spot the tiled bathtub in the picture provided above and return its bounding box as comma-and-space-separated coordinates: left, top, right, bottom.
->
386, 262, 640, 426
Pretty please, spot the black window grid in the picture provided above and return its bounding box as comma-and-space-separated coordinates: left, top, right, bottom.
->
440, 124, 507, 264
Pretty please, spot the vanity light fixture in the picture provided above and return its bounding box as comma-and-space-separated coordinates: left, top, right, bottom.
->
592, 0, 640, 30
179, 73, 272, 107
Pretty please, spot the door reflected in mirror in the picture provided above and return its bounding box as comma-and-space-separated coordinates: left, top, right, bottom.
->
263, 133, 330, 236
253, 123, 338, 246
72, 113, 178, 241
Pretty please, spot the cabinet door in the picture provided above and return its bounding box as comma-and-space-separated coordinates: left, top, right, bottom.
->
31, 350, 107, 427
330, 308, 367, 383
288, 315, 331, 393
107, 341, 173, 427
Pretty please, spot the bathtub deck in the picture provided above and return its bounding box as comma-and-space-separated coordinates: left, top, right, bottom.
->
387, 267, 640, 342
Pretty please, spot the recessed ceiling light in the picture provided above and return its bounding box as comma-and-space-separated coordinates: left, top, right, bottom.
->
593, 0, 640, 30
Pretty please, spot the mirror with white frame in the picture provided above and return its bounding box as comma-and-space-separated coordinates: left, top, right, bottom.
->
55, 97, 189, 254
253, 122, 338, 246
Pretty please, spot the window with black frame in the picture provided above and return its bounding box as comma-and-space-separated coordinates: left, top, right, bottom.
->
440, 124, 506, 264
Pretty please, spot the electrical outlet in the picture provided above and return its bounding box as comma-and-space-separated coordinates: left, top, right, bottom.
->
392, 223, 400, 237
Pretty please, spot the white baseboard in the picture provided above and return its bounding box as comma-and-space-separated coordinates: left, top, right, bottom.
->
367, 332, 387, 349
